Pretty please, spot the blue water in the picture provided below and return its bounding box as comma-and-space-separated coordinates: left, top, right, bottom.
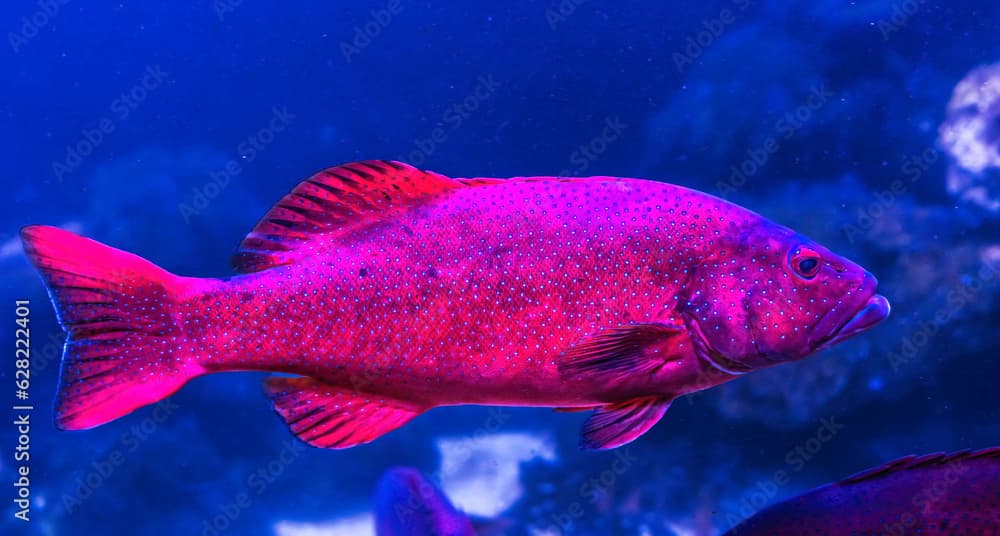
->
2, 1, 999, 535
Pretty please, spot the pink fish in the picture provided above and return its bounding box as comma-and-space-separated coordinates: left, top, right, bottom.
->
21, 160, 889, 450
726, 447, 1000, 535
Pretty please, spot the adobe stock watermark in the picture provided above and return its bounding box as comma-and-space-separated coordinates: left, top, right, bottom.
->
422, 408, 511, 484
721, 415, 845, 530
7, 0, 72, 53
887, 260, 997, 372
545, 448, 638, 534
178, 106, 296, 223
841, 147, 939, 243
213, 0, 243, 21
340, 0, 403, 63
59, 399, 180, 516
545, 0, 589, 31
877, 0, 927, 40
716, 84, 834, 198
30, 329, 64, 375
389, 472, 450, 529
29, 267, 132, 374
398, 74, 500, 166
390, 407, 511, 527
51, 65, 171, 183
201, 439, 307, 536
558, 116, 628, 176
673, 0, 753, 73
882, 455, 968, 535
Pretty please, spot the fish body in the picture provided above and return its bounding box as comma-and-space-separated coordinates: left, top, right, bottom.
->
21, 160, 889, 449
374, 467, 475, 536
726, 447, 1000, 535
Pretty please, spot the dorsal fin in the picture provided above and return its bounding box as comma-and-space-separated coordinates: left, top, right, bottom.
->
233, 160, 469, 273
838, 447, 1000, 486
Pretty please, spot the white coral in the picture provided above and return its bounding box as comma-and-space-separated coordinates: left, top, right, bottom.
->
939, 61, 1000, 212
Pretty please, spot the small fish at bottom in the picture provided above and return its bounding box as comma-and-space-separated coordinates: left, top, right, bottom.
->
373, 448, 1000, 535
375, 467, 477, 536
726, 447, 1000, 535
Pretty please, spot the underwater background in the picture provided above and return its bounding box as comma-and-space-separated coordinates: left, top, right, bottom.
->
2, 1, 999, 534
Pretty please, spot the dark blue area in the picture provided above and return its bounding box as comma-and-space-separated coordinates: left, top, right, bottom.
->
2, 1, 999, 535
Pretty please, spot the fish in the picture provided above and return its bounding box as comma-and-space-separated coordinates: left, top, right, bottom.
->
725, 447, 1000, 535
374, 467, 476, 536
20, 160, 890, 450
376, 449, 1000, 536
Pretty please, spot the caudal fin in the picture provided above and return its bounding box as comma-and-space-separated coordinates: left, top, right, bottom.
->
20, 225, 202, 430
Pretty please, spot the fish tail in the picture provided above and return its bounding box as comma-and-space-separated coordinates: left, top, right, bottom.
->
20, 225, 204, 430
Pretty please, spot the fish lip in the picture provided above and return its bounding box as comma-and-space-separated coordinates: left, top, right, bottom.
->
814, 293, 891, 351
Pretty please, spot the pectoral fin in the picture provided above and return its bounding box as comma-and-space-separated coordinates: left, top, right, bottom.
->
557, 322, 687, 381
264, 377, 425, 449
580, 397, 671, 450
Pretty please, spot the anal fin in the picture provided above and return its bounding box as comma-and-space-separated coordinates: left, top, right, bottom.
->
264, 377, 424, 449
580, 397, 671, 450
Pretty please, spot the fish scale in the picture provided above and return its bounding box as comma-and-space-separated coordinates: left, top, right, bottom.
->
20, 159, 889, 450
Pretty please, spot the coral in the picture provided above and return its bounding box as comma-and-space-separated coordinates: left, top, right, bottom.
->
939, 61, 1000, 213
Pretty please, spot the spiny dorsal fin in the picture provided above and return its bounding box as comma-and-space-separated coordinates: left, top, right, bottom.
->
234, 160, 477, 273
838, 447, 1000, 486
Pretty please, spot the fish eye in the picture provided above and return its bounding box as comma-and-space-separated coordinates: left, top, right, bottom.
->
789, 246, 821, 279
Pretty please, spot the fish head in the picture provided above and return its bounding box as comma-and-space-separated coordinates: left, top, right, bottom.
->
683, 218, 890, 373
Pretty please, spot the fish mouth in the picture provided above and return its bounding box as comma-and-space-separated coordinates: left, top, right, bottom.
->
814, 294, 891, 351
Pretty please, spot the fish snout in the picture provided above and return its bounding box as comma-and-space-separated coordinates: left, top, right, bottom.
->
809, 272, 890, 351
864, 271, 880, 291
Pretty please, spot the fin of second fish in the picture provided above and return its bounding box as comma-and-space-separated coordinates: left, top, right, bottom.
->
264, 376, 426, 449
580, 398, 672, 450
